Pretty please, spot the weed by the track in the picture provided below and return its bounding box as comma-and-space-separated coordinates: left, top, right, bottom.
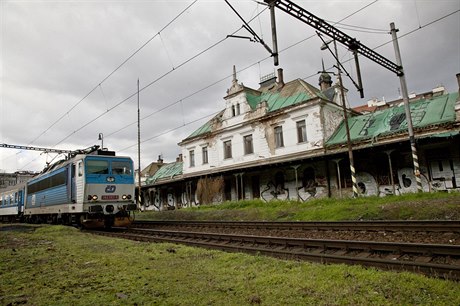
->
1, 224, 459, 305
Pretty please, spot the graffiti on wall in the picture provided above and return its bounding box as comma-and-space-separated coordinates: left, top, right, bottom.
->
261, 181, 289, 201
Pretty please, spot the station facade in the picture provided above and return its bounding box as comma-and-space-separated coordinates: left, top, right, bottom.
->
140, 69, 460, 211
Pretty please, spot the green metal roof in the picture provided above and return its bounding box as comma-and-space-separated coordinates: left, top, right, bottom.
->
246, 79, 321, 112
186, 120, 213, 139
184, 79, 322, 141
184, 110, 225, 140
246, 91, 313, 112
326, 92, 459, 146
145, 162, 183, 185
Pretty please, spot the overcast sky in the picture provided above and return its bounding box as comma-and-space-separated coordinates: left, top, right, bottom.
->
1, 0, 459, 173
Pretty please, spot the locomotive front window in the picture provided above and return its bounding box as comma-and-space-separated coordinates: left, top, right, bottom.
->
86, 160, 109, 174
112, 161, 132, 175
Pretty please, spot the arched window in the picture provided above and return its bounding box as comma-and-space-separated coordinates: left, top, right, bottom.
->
302, 167, 315, 189
275, 171, 285, 189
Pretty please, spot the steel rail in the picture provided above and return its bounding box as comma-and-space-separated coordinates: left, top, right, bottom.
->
93, 228, 460, 280
132, 220, 460, 232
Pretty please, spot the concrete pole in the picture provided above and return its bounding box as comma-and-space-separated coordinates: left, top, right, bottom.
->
333, 159, 342, 198
390, 22, 422, 193
291, 165, 300, 201
137, 79, 142, 208
240, 173, 244, 200
268, 1, 279, 66
334, 40, 358, 197
234, 174, 239, 201
384, 150, 396, 195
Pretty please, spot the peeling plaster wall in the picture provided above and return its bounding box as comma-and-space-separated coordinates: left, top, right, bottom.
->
322, 104, 345, 141
259, 104, 325, 157
182, 95, 328, 175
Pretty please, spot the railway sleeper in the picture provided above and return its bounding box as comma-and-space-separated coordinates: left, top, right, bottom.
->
415, 255, 434, 263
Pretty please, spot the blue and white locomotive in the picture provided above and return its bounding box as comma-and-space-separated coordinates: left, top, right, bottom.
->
0, 147, 137, 228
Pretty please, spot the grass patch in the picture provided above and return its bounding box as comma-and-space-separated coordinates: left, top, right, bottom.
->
1, 224, 459, 305
137, 192, 460, 221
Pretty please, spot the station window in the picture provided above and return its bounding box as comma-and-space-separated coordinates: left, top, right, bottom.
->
189, 150, 195, 167
296, 120, 307, 143
274, 126, 284, 148
202, 147, 208, 164
224, 140, 232, 159
244, 134, 254, 155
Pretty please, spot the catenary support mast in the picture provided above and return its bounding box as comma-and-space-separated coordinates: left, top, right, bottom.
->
264, 0, 423, 193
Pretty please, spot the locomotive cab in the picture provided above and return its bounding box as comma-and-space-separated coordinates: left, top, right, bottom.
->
77, 154, 137, 228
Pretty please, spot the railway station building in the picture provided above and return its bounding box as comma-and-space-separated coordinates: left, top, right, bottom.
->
139, 69, 460, 211
0, 171, 36, 192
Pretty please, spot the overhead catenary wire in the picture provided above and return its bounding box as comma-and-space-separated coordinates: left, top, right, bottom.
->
22, 0, 376, 153
25, 0, 199, 148
326, 20, 388, 33
104, 1, 386, 153
65, 6, 269, 149
88, 0, 383, 149
116, 3, 459, 157
159, 32, 175, 70
302, 8, 460, 81
118, 110, 221, 152
12, 2, 458, 169
55, 33, 231, 147
4, 0, 199, 166
16, 0, 409, 169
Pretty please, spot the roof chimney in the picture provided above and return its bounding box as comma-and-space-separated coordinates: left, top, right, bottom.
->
277, 68, 284, 87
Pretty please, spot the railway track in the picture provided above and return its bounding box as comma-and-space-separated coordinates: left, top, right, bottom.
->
90, 220, 460, 280
131, 220, 460, 232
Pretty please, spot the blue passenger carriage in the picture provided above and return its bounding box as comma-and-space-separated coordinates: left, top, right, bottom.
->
0, 184, 26, 222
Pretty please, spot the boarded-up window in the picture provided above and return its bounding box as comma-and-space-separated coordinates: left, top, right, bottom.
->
296, 120, 307, 143
202, 147, 208, 164
244, 134, 254, 155
274, 126, 284, 148
189, 150, 195, 167
224, 140, 232, 159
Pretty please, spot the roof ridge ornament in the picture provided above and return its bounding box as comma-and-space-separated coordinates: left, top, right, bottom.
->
226, 65, 244, 96
232, 65, 237, 84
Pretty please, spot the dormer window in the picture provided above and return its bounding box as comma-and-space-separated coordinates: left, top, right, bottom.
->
231, 103, 241, 117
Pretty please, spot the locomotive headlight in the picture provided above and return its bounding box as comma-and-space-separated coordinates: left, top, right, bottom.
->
122, 194, 127, 200
92, 195, 98, 201
127, 194, 132, 200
